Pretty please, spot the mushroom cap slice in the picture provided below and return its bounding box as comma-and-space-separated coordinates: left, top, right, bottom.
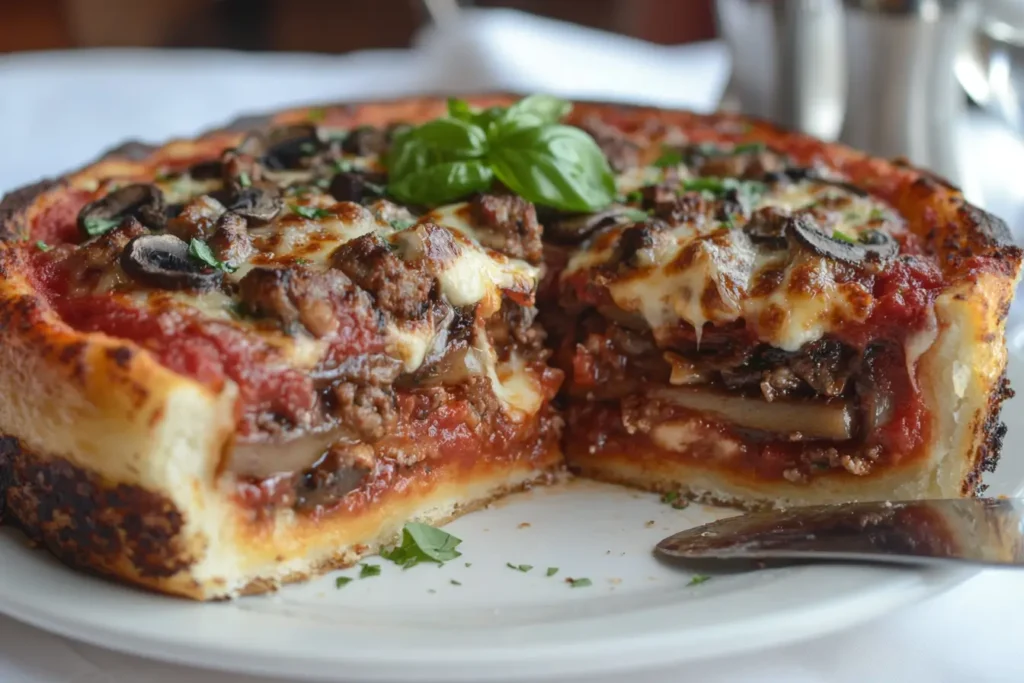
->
119, 233, 222, 291
78, 183, 166, 236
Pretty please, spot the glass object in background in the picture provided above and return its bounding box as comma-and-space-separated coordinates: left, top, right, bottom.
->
957, 0, 1024, 134
840, 0, 979, 187
715, 0, 846, 141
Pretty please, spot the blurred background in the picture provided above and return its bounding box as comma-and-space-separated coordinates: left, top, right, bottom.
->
1, 0, 717, 52
0, 0, 1022, 274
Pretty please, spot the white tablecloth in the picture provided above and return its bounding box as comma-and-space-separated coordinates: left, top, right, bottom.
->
2, 9, 1024, 683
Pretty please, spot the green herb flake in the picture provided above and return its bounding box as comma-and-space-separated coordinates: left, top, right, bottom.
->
624, 188, 645, 203
428, 589, 437, 594
660, 491, 680, 505
546, 567, 559, 577
35, 241, 51, 252
238, 171, 252, 188
81, 216, 123, 237
188, 239, 237, 273
832, 229, 856, 244
622, 208, 649, 222
307, 107, 327, 122
732, 142, 767, 155
869, 208, 886, 222
359, 563, 381, 579
332, 159, 355, 174
389, 218, 416, 231
567, 577, 592, 588
506, 563, 532, 573
688, 574, 712, 586
291, 204, 333, 220
653, 147, 684, 168
335, 576, 354, 589
450, 579, 462, 586
380, 522, 463, 569
464, 562, 472, 568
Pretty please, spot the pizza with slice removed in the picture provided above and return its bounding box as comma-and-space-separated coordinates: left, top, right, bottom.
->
0, 94, 1019, 599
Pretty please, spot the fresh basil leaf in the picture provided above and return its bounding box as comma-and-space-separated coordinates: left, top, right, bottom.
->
82, 216, 123, 237
387, 160, 493, 206
471, 106, 509, 132
188, 238, 237, 273
386, 118, 488, 180
622, 208, 649, 222
359, 563, 381, 578
291, 205, 333, 220
447, 97, 475, 121
504, 94, 572, 126
488, 124, 615, 212
653, 147, 684, 168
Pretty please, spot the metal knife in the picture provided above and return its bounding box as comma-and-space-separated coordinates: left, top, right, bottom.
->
655, 498, 1024, 569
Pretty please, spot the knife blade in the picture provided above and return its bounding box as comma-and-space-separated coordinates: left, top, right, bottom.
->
655, 498, 1024, 568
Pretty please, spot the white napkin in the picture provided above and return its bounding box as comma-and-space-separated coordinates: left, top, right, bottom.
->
1, 8, 1023, 683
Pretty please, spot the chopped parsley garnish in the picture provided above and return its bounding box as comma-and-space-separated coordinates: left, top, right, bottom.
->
464, 562, 472, 568
35, 241, 51, 252
188, 238, 237, 273
732, 142, 767, 155
335, 576, 353, 588
621, 208, 650, 222
450, 579, 462, 586
389, 218, 417, 231
567, 577, 592, 588
307, 107, 327, 122
81, 216, 123, 237
291, 205, 333, 220
869, 208, 886, 221
546, 567, 559, 577
831, 229, 856, 244
652, 147, 684, 168
506, 563, 532, 573
380, 522, 463, 569
238, 171, 252, 188
624, 188, 645, 203
660, 491, 680, 504
359, 563, 381, 579
293, 257, 311, 265
688, 574, 711, 586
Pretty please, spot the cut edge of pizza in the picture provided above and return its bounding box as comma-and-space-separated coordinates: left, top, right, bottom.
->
0, 94, 1018, 600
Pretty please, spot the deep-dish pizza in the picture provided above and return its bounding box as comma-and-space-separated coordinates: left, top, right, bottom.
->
0, 94, 1018, 599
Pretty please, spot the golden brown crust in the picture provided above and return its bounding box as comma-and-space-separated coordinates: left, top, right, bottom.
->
0, 94, 1019, 598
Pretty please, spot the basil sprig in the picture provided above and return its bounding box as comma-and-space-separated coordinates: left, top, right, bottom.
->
385, 95, 615, 212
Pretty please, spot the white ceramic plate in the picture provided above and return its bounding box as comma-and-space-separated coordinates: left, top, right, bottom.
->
2, 349, 1023, 683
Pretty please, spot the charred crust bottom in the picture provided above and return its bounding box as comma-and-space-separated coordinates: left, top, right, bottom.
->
964, 373, 1014, 497
0, 436, 195, 582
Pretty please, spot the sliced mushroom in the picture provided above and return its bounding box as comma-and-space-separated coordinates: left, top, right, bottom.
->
788, 213, 898, 265
226, 184, 282, 226
328, 171, 386, 204
120, 233, 222, 291
341, 125, 388, 156
546, 205, 642, 244
78, 183, 166, 236
263, 124, 324, 170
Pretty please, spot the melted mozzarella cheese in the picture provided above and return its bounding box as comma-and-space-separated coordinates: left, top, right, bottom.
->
564, 178, 910, 352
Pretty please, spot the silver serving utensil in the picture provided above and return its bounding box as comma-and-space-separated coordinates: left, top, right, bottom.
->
656, 498, 1024, 568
